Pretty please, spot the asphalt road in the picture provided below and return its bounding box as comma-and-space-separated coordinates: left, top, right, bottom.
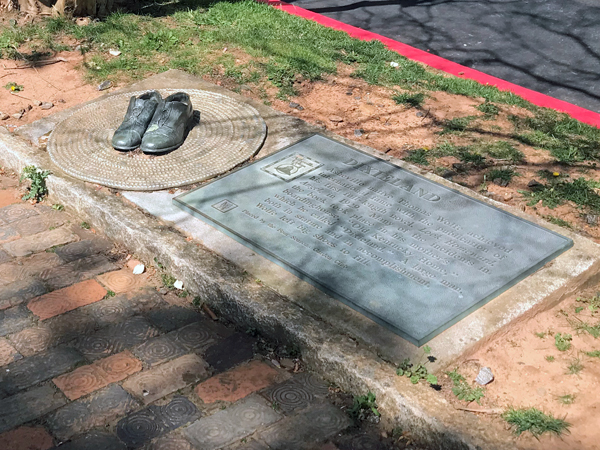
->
288, 0, 600, 113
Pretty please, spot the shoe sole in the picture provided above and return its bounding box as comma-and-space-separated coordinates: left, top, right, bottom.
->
113, 145, 139, 151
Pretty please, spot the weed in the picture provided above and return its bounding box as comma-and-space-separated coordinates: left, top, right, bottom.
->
153, 257, 164, 269
271, 401, 280, 411
396, 345, 438, 385
522, 177, 600, 213
545, 355, 555, 362
566, 358, 584, 375
488, 168, 519, 185
404, 149, 430, 166
20, 165, 51, 202
534, 331, 546, 338
161, 273, 176, 289
574, 321, 600, 338
544, 215, 573, 229
477, 101, 500, 119
458, 149, 486, 166
446, 369, 485, 404
80, 222, 91, 229
178, 290, 189, 298
348, 392, 380, 421
585, 350, 600, 357
393, 92, 425, 108
440, 116, 476, 134
483, 141, 524, 163
104, 290, 116, 299
192, 296, 202, 306
4, 81, 23, 92
554, 333, 572, 351
52, 203, 64, 211
503, 407, 570, 437
576, 295, 600, 314
575, 307, 584, 313
557, 394, 576, 405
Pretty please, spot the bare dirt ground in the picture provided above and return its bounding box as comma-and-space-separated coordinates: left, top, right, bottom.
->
2, 51, 600, 449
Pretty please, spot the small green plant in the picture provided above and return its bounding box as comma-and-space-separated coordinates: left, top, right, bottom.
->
161, 273, 176, 289
192, 296, 202, 306
576, 294, 600, 315
574, 321, 600, 338
20, 166, 51, 202
544, 215, 572, 229
534, 331, 547, 338
545, 355, 555, 362
440, 116, 476, 134
104, 290, 116, 299
80, 222, 91, 229
557, 394, 576, 405
271, 401, 280, 411
446, 369, 485, 404
477, 101, 500, 119
554, 333, 572, 351
4, 81, 23, 92
503, 407, 570, 437
585, 350, 600, 357
393, 92, 425, 108
52, 203, 64, 211
566, 358, 584, 375
348, 392, 380, 421
178, 290, 189, 298
153, 257, 164, 269
396, 345, 438, 385
488, 168, 519, 185
404, 148, 430, 166
575, 306, 584, 313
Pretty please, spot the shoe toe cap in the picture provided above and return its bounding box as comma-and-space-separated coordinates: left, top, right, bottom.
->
112, 130, 141, 150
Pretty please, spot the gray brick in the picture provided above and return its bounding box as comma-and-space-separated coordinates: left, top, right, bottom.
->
0, 249, 11, 265
0, 384, 67, 433
0, 305, 33, 337
85, 292, 165, 328
132, 334, 188, 367
0, 225, 19, 245
184, 394, 282, 450
256, 403, 351, 450
55, 238, 113, 263
48, 431, 127, 450
0, 204, 39, 224
0, 347, 85, 396
46, 384, 139, 440
146, 306, 203, 332
143, 434, 194, 450
40, 254, 118, 291
204, 333, 256, 372
2, 227, 77, 257
261, 373, 330, 414
0, 278, 47, 310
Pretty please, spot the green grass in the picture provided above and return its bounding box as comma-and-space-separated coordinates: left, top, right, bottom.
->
477, 101, 500, 119
80, 222, 91, 230
161, 273, 176, 290
440, 116, 476, 134
404, 148, 430, 166
574, 321, 600, 338
557, 394, 576, 405
503, 407, 570, 437
566, 358, 584, 375
446, 369, 485, 404
545, 355, 555, 362
521, 177, 600, 213
554, 333, 572, 351
430, 141, 523, 164
393, 92, 425, 108
586, 350, 600, 357
544, 215, 573, 229
488, 168, 519, 184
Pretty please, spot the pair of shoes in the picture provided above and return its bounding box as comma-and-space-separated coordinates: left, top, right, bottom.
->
111, 91, 195, 154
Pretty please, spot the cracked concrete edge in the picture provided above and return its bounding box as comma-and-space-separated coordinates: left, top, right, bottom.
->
3, 126, 525, 450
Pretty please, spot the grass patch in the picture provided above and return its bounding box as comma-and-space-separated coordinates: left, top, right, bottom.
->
80, 222, 91, 229
161, 273, 176, 290
393, 92, 425, 108
488, 168, 519, 185
573, 321, 600, 338
446, 369, 485, 404
104, 290, 116, 299
554, 333, 572, 351
576, 294, 600, 314
404, 148, 430, 166
430, 141, 523, 164
545, 355, 555, 362
566, 358, 584, 375
544, 215, 573, 229
557, 394, 576, 405
440, 116, 476, 134
503, 407, 570, 437
586, 350, 600, 357
477, 101, 500, 119
521, 176, 600, 213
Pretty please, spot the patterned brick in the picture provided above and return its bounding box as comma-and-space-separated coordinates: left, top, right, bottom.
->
0, 189, 20, 209
169, 320, 231, 354
0, 305, 33, 337
146, 306, 203, 332
2, 227, 77, 257
0, 347, 85, 396
7, 325, 55, 356
334, 432, 387, 450
0, 384, 67, 433
0, 204, 39, 224
97, 269, 148, 294
53, 351, 142, 400
40, 255, 118, 291
48, 431, 126, 450
0, 426, 54, 450
0, 252, 62, 286
116, 396, 199, 448
222, 440, 269, 450
0, 338, 21, 367
0, 278, 47, 310
85, 291, 164, 327
55, 238, 112, 263
75, 316, 160, 360
143, 434, 194, 450
196, 360, 280, 404
132, 334, 188, 367
261, 373, 330, 414
0, 249, 11, 265
122, 354, 209, 404
46, 384, 139, 440
11, 217, 49, 237
256, 403, 351, 450
46, 310, 97, 343
28, 279, 107, 320
0, 225, 20, 244
204, 333, 256, 372
184, 394, 282, 450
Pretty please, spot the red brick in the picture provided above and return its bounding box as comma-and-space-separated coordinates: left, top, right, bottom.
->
0, 337, 21, 367
96, 269, 147, 294
0, 426, 54, 450
28, 279, 107, 320
53, 351, 142, 400
195, 360, 280, 404
0, 189, 20, 209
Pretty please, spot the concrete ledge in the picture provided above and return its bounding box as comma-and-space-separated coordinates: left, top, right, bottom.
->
3, 70, 600, 449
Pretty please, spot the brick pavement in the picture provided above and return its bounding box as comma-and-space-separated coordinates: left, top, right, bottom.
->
0, 171, 397, 450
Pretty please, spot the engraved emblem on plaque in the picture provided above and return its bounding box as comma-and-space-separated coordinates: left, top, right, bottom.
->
261, 154, 322, 182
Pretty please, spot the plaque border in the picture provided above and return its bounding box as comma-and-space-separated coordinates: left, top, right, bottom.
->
174, 134, 574, 346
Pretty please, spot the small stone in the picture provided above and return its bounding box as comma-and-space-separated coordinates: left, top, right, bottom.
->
585, 214, 599, 225
527, 179, 543, 189
33, 100, 42, 106
329, 115, 344, 123
57, 99, 66, 103
289, 102, 300, 109
173, 280, 184, 290
416, 111, 425, 117
97, 80, 113, 91
475, 367, 494, 385
354, 129, 364, 137
354, 96, 361, 100
11, 111, 24, 120
270, 359, 281, 368
503, 193, 513, 201
40, 102, 54, 110
346, 91, 353, 96
109, 49, 121, 56
75, 44, 82, 51
132, 264, 145, 275
0, 112, 9, 120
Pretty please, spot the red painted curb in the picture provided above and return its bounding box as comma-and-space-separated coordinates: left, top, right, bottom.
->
267, 0, 600, 128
